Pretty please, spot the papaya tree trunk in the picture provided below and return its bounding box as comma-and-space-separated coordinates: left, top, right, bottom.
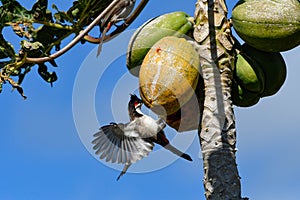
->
192, 0, 247, 199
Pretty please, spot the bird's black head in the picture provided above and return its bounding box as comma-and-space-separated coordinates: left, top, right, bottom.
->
128, 94, 143, 120
129, 94, 143, 110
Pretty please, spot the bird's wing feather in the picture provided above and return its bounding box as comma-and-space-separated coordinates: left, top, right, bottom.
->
100, 0, 135, 28
92, 123, 154, 164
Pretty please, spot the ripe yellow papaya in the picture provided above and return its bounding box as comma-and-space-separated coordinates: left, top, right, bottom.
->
166, 78, 204, 132
127, 11, 194, 76
139, 36, 200, 115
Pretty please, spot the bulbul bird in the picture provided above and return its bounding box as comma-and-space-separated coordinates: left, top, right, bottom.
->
92, 94, 192, 180
97, 0, 136, 56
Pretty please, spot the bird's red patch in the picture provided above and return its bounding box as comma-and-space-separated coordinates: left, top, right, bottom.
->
134, 102, 139, 107
107, 22, 112, 31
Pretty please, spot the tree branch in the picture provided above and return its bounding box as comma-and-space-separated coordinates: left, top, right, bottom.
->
25, 0, 120, 63
25, 0, 150, 63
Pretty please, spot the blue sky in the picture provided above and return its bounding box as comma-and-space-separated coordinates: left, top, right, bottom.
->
1, 0, 300, 199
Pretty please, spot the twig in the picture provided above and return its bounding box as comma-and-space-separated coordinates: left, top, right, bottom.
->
25, 0, 121, 63
25, 0, 149, 63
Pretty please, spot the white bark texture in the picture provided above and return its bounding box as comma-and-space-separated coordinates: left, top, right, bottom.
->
192, 0, 248, 199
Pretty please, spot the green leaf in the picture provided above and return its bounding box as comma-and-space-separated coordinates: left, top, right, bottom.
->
38, 63, 58, 85
52, 3, 73, 23
0, 0, 33, 24
0, 34, 15, 59
31, 0, 52, 21
17, 66, 32, 85
31, 25, 70, 54
0, 0, 39, 40
49, 59, 58, 67
21, 40, 43, 51
20, 40, 44, 57
0, 0, 123, 96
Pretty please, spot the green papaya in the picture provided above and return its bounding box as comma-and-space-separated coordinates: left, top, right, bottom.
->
241, 44, 287, 97
235, 53, 265, 93
232, 82, 260, 107
127, 11, 194, 76
232, 0, 300, 52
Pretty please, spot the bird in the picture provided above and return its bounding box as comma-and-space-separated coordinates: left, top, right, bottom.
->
92, 94, 192, 180
97, 0, 136, 56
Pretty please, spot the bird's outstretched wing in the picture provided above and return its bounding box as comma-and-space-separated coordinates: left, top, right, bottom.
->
92, 123, 154, 164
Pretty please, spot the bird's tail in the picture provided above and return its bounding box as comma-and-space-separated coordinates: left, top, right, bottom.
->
155, 131, 192, 161
164, 144, 193, 161
117, 163, 131, 181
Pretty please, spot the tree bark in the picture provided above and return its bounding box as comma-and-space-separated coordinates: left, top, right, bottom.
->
192, 0, 248, 199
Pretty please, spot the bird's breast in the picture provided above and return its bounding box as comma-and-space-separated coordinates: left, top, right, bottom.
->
135, 115, 162, 138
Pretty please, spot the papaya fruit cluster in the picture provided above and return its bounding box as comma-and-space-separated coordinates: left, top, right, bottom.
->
126, 3, 294, 130
232, 44, 287, 107
230, 0, 297, 106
